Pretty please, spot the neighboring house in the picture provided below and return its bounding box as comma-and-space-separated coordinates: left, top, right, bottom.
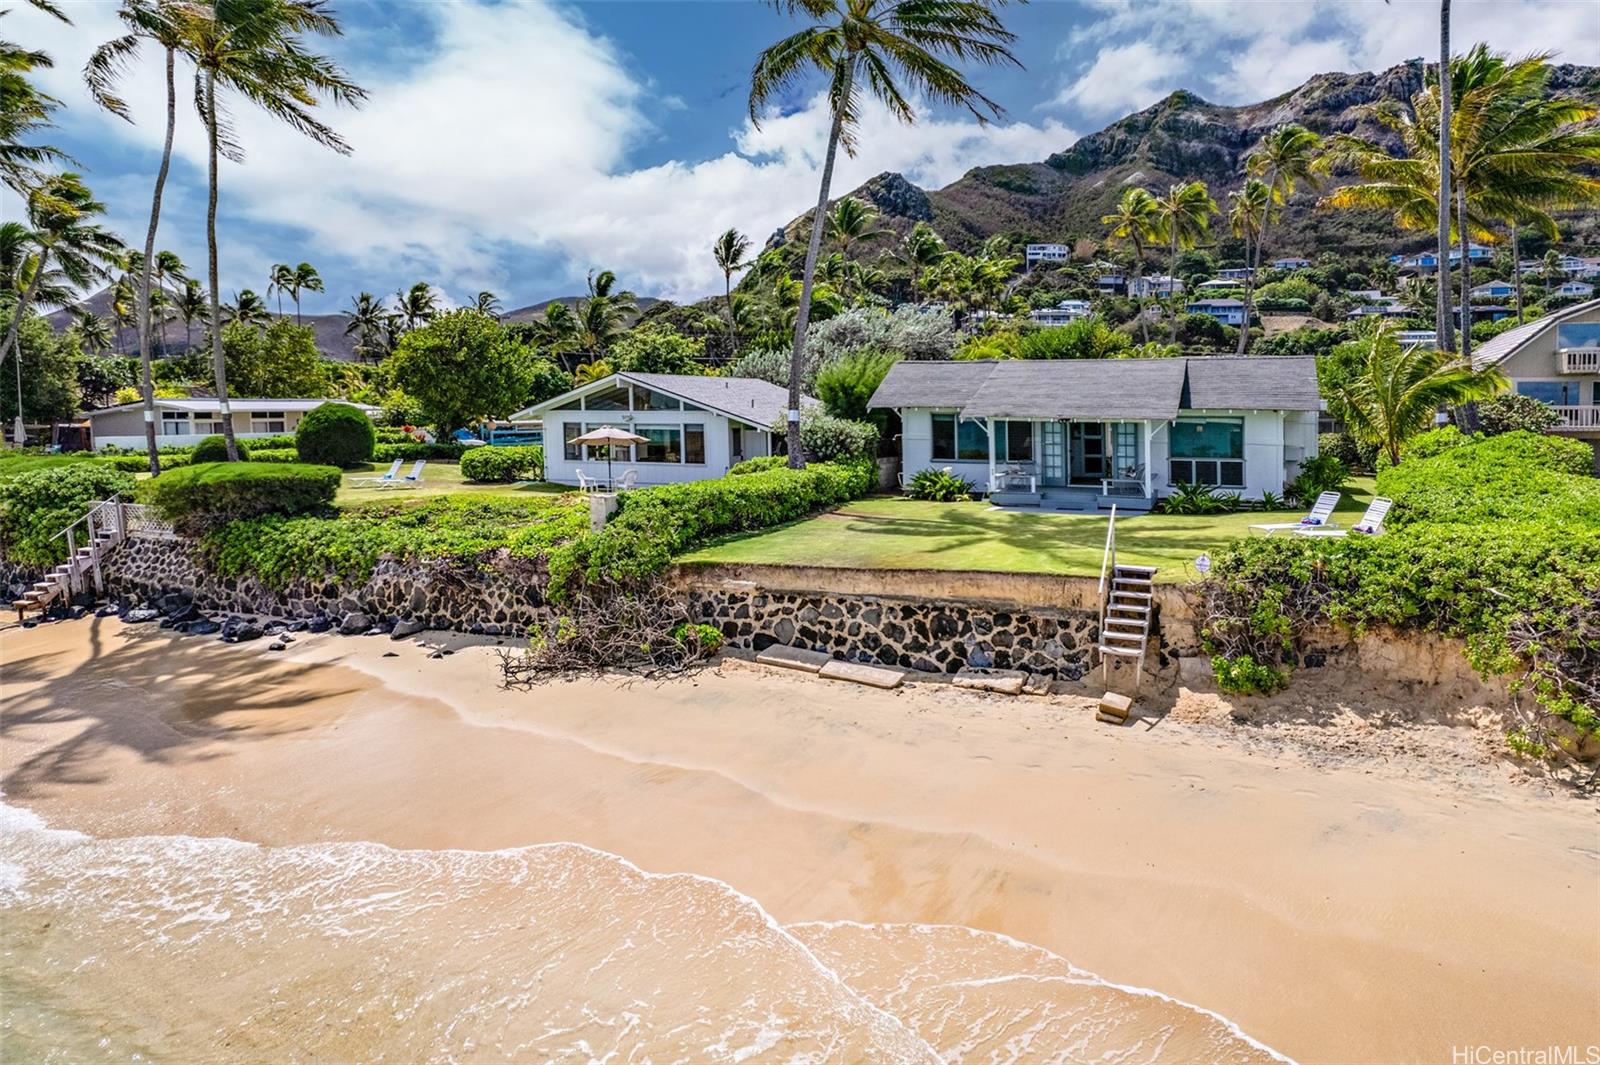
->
1396, 329, 1439, 349
1095, 269, 1127, 295
1029, 300, 1092, 327
1396, 244, 1493, 273
1129, 274, 1183, 298
1026, 243, 1070, 266
1458, 304, 1512, 323
510, 372, 812, 487
1195, 278, 1242, 293
1347, 303, 1412, 321
1470, 280, 1516, 300
1216, 267, 1254, 282
1184, 298, 1247, 326
869, 356, 1320, 509
1556, 281, 1595, 299
1271, 257, 1312, 271
1345, 288, 1385, 301
85, 398, 378, 449
1472, 297, 1600, 471
1521, 255, 1600, 279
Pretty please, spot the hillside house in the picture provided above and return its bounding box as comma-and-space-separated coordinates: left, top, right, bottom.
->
1184, 298, 1247, 326
1026, 244, 1070, 266
1129, 275, 1183, 299
1470, 280, 1516, 301
1029, 300, 1092, 326
1472, 298, 1600, 471
1271, 257, 1312, 271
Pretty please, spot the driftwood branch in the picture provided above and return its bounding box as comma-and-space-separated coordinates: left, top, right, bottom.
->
498, 579, 718, 686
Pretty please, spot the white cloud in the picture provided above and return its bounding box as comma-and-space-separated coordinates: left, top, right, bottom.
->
1050, 41, 1189, 117
11, 1, 1072, 305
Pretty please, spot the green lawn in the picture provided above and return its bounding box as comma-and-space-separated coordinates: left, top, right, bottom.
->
335, 461, 570, 505
683, 479, 1376, 581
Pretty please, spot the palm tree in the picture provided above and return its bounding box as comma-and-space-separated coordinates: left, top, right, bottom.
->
0, 28, 68, 197
1243, 124, 1323, 277
110, 276, 137, 354
393, 282, 437, 332
0, 173, 123, 442
1436, 0, 1454, 352
1227, 179, 1272, 354
267, 261, 293, 315
289, 261, 321, 323
473, 290, 501, 318
174, 276, 205, 354
74, 310, 114, 356
228, 288, 269, 327
750, 0, 1021, 465
530, 300, 581, 354
573, 359, 612, 385
712, 227, 753, 353
1542, 248, 1562, 298
1153, 181, 1217, 343
897, 221, 946, 297
1333, 322, 1505, 466
187, 0, 366, 460
575, 269, 636, 356
342, 290, 388, 362
825, 196, 885, 260
1101, 187, 1161, 344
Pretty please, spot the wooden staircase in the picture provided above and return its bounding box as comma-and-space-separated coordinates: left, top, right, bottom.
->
11, 496, 129, 622
1095, 505, 1155, 692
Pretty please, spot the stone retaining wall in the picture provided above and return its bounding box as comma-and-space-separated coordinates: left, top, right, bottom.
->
102, 537, 551, 635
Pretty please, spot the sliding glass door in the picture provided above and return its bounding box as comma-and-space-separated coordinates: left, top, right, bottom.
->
1040, 421, 1066, 486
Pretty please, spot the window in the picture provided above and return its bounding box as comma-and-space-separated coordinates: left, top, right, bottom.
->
684, 424, 705, 464
635, 386, 680, 411
1110, 422, 1141, 475
249, 411, 287, 434
584, 386, 630, 411
996, 420, 1033, 462
1170, 418, 1244, 488
160, 411, 188, 437
1517, 381, 1585, 406
635, 426, 682, 463
564, 422, 620, 461
931, 412, 989, 461
562, 422, 582, 461
194, 418, 224, 435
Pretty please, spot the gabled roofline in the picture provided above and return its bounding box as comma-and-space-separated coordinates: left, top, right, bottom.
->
1472, 297, 1600, 370
510, 372, 783, 429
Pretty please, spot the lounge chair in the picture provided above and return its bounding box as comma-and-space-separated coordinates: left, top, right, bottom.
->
576, 470, 599, 493
1297, 497, 1392, 538
377, 459, 426, 489
614, 469, 638, 490
350, 458, 403, 487
1250, 490, 1341, 535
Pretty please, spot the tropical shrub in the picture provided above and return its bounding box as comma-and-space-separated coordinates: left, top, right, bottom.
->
146, 462, 340, 533
1160, 481, 1238, 514
1317, 432, 1362, 469
1014, 318, 1132, 360
191, 434, 247, 463
798, 409, 879, 461
372, 441, 468, 462
724, 347, 791, 388
460, 444, 544, 483
1212, 653, 1288, 695
670, 622, 724, 656
379, 390, 425, 427
729, 455, 786, 476
1285, 454, 1348, 505
295, 402, 376, 468
908, 468, 974, 502
0, 464, 136, 567
1477, 393, 1561, 436
814, 349, 899, 421
221, 320, 332, 398
386, 309, 535, 433
804, 305, 957, 365
245, 448, 301, 464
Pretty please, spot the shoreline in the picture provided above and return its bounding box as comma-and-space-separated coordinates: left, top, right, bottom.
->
3, 616, 1596, 1061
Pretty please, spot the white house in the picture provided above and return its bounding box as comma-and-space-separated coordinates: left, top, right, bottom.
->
1195, 278, 1243, 293
1346, 303, 1412, 321
1519, 255, 1600, 279
1217, 267, 1254, 282
1470, 280, 1516, 300
1129, 274, 1183, 298
510, 372, 811, 487
869, 357, 1320, 510
1184, 298, 1247, 326
1026, 243, 1070, 266
1095, 268, 1127, 294
1396, 329, 1439, 349
1472, 298, 1600, 471
1029, 300, 1091, 326
1556, 281, 1595, 299
85, 397, 379, 449
1271, 256, 1312, 271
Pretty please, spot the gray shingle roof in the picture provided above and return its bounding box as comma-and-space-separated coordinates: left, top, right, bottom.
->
514, 372, 813, 430
1471, 297, 1600, 370
868, 356, 1320, 418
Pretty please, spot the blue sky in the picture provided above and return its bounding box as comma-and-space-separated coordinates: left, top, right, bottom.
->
12, 0, 1598, 315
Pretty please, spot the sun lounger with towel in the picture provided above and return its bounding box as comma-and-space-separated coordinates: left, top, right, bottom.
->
350, 458, 403, 487
1250, 490, 1340, 535
377, 459, 426, 489
1297, 497, 1392, 538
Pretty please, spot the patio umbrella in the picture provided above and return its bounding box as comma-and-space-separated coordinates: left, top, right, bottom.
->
570, 425, 648, 489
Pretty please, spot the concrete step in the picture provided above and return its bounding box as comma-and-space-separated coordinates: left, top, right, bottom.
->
755, 645, 833, 674
818, 659, 905, 690
953, 668, 1028, 696
1098, 691, 1133, 721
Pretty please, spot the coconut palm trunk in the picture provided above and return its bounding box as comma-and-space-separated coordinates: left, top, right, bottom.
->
785, 63, 853, 467
1167, 229, 1181, 344
1235, 230, 1253, 355
4, 258, 46, 444
1436, 0, 1455, 351
1510, 226, 1522, 323
203, 71, 239, 461
135, 44, 177, 476
1456, 182, 1472, 361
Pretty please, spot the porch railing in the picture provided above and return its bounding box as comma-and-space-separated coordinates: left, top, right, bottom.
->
1558, 347, 1600, 374
1551, 405, 1600, 430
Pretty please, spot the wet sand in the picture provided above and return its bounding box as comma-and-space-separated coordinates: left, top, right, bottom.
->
2, 616, 1597, 1062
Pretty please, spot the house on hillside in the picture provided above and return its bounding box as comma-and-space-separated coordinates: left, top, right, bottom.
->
1217, 267, 1254, 282
1129, 275, 1183, 298
1346, 302, 1412, 321
1470, 280, 1516, 301
1556, 281, 1595, 299
1471, 298, 1600, 471
1195, 278, 1243, 293
511, 372, 812, 487
1184, 298, 1247, 326
869, 357, 1320, 511
1520, 255, 1600, 279
1029, 300, 1091, 326
1094, 267, 1127, 295
1026, 243, 1070, 266
1271, 257, 1312, 271
84, 398, 378, 449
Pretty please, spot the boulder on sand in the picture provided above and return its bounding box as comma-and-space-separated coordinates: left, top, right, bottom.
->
338, 612, 372, 635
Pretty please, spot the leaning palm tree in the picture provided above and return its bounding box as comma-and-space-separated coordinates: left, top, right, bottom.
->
0, 173, 123, 442
575, 269, 637, 356
473, 290, 501, 318
530, 300, 581, 355
288, 260, 321, 323
1227, 178, 1272, 353
712, 227, 752, 353
1541, 248, 1562, 297
1101, 186, 1161, 344
393, 281, 437, 332
1334, 322, 1505, 467
174, 276, 205, 354
1153, 181, 1217, 343
1435, 0, 1454, 352
896, 220, 946, 298
1243, 124, 1323, 278
228, 287, 269, 327
0, 28, 68, 197
825, 196, 885, 260
342, 290, 387, 361
266, 261, 293, 315
74, 309, 114, 356
186, 0, 366, 460
110, 276, 137, 354
750, 0, 1021, 465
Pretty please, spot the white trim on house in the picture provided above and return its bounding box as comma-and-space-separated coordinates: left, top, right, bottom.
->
85, 398, 378, 451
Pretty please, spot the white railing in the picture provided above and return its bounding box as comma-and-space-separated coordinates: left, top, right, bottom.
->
120, 502, 177, 540
1097, 504, 1118, 597
1558, 348, 1600, 374
1551, 405, 1600, 430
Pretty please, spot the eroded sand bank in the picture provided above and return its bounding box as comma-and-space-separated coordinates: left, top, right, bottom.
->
2, 617, 1596, 1062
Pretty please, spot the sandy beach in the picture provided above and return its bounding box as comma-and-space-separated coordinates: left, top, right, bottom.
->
2, 615, 1597, 1063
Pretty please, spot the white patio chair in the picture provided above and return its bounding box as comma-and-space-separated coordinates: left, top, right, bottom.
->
350, 458, 402, 487
1250, 490, 1341, 535
1297, 497, 1392, 538
378, 459, 426, 490
614, 469, 639, 491
576, 470, 597, 494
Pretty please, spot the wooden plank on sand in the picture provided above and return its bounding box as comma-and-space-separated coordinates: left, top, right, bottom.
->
755, 645, 833, 673
952, 668, 1027, 696
818, 659, 905, 690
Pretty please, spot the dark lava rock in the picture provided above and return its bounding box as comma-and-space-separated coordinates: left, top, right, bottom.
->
123, 608, 160, 623
167, 603, 203, 624
182, 619, 222, 636
268, 641, 286, 651
428, 650, 445, 659
70, 592, 97, 608
287, 619, 309, 632
337, 612, 372, 636
390, 617, 425, 640
263, 621, 288, 636
306, 616, 333, 634
95, 605, 119, 617
280, 634, 295, 644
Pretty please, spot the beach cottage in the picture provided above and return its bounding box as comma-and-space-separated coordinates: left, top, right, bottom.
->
870, 356, 1320, 511
85, 397, 379, 449
511, 372, 811, 487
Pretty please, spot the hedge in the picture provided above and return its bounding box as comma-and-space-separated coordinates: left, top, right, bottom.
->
728, 455, 786, 476
296, 402, 376, 468
192, 434, 245, 463
0, 464, 136, 567
460, 444, 544, 483
373, 441, 467, 463
145, 461, 341, 533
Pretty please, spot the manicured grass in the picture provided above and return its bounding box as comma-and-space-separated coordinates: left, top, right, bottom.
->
683, 479, 1377, 581
334, 461, 570, 504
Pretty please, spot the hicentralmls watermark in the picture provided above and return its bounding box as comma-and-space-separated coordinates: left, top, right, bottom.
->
1451, 1047, 1600, 1065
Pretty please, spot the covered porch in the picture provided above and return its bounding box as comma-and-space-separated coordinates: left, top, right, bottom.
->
946, 413, 1166, 511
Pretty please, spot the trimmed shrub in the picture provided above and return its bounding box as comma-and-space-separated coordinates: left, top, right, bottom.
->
1285, 454, 1348, 505
146, 462, 341, 533
460, 444, 544, 483
799, 409, 879, 461
908, 468, 974, 501
296, 402, 376, 468
0, 464, 136, 567
1477, 393, 1561, 436
729, 455, 786, 476
192, 434, 247, 463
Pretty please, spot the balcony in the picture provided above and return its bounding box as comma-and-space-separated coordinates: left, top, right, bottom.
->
1552, 405, 1600, 431
1558, 347, 1600, 374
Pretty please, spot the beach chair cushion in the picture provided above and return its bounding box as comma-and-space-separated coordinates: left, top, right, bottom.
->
1299, 516, 1323, 526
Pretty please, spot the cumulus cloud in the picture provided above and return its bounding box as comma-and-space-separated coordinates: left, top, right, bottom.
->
11, 1, 1072, 305
1049, 41, 1190, 117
